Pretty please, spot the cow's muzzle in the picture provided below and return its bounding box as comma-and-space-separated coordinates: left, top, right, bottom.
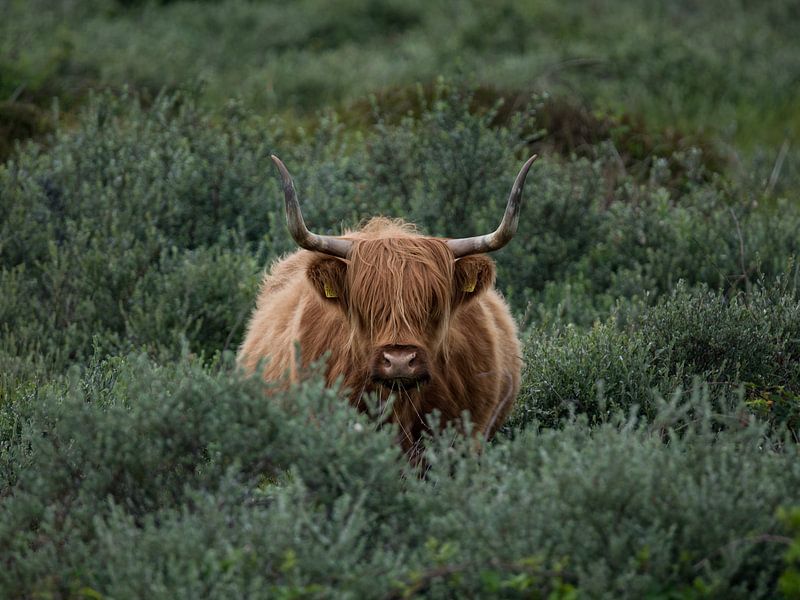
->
370, 345, 430, 387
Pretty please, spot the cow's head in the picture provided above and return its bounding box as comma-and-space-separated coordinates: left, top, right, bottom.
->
270, 154, 537, 390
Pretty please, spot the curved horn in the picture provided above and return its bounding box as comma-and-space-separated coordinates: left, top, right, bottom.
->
446, 155, 538, 258
270, 155, 352, 258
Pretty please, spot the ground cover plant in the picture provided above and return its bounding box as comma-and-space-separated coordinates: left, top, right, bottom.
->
2, 0, 800, 597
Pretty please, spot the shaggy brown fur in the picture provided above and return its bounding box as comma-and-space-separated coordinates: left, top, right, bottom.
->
238, 217, 521, 457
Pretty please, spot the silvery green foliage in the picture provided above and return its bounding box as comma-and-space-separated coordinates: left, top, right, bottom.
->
2, 4, 800, 597
514, 282, 800, 434
0, 355, 798, 598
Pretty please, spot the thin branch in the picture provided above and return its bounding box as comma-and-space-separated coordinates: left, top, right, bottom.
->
8, 84, 26, 103
728, 207, 751, 296
693, 533, 792, 571
484, 370, 515, 442
384, 560, 577, 599
765, 139, 790, 197
220, 304, 251, 366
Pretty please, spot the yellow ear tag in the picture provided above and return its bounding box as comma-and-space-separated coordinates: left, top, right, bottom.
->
462, 275, 477, 293
324, 281, 338, 298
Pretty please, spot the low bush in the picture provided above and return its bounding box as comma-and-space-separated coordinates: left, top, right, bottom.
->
124, 242, 261, 360
0, 92, 279, 373
641, 283, 800, 389
2, 90, 798, 380
515, 282, 800, 435
514, 321, 656, 428
2, 2, 799, 597
1, 355, 798, 598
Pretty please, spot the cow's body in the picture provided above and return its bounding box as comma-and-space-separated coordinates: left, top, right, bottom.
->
238, 154, 536, 457
240, 219, 521, 449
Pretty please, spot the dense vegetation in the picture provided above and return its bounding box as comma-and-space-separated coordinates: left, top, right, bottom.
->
2, 0, 800, 597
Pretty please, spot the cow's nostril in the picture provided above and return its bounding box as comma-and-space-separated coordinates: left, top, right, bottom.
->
374, 346, 428, 383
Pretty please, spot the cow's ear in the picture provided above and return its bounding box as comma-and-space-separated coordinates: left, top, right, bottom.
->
307, 256, 348, 303
453, 255, 495, 304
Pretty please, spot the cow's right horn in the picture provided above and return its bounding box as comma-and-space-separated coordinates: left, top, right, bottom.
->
270, 155, 352, 258
446, 155, 538, 258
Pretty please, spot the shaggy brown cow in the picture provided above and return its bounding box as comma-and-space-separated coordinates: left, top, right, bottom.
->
238, 154, 537, 457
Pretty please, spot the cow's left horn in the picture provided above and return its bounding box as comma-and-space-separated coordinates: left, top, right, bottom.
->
446, 155, 538, 258
270, 155, 352, 258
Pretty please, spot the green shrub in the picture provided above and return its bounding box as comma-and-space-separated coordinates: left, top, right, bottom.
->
514, 282, 800, 434
1, 355, 798, 598
640, 283, 800, 390
2, 3, 800, 597
124, 242, 260, 359
2, 89, 800, 378
0, 92, 281, 370
513, 321, 656, 428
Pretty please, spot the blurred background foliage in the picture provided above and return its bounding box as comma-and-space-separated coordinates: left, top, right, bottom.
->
2, 0, 800, 597
2, 0, 800, 152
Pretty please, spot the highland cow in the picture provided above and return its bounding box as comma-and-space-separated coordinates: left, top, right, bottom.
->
238, 154, 538, 457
